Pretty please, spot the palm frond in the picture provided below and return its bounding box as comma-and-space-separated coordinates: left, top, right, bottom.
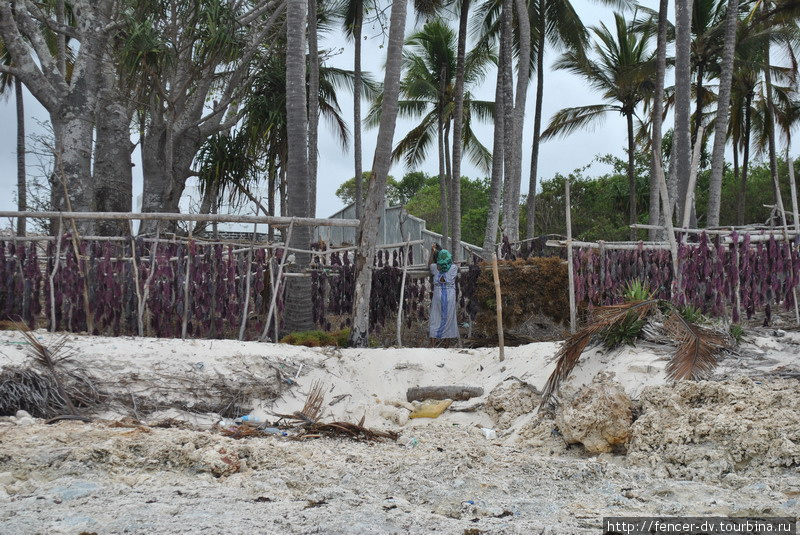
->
541, 104, 616, 139
539, 300, 658, 409
663, 313, 729, 380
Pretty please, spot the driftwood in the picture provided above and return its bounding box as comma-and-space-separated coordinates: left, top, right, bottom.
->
406, 385, 484, 403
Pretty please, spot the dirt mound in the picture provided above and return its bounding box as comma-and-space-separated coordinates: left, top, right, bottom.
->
627, 378, 800, 480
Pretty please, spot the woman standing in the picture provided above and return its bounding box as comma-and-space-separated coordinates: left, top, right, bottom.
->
429, 246, 459, 342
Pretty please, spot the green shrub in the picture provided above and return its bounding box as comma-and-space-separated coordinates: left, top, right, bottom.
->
622, 279, 652, 301
678, 305, 705, 324
280, 329, 350, 347
729, 324, 745, 345
600, 313, 646, 349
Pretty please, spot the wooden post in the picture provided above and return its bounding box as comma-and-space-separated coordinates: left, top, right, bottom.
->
732, 231, 742, 323
139, 224, 160, 337
770, 155, 800, 325
48, 217, 63, 332
181, 227, 193, 340
565, 179, 576, 334
789, 155, 799, 234
396, 236, 410, 347
261, 219, 295, 342
238, 223, 258, 341
491, 253, 504, 361
128, 221, 144, 337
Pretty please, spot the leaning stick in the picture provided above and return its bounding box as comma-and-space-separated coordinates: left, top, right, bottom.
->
48, 217, 63, 332
238, 222, 258, 341
491, 253, 504, 362
261, 219, 295, 342
396, 236, 410, 347
565, 179, 577, 334
181, 226, 193, 340
128, 221, 144, 337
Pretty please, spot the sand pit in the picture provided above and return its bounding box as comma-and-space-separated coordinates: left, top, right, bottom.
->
0, 328, 799, 534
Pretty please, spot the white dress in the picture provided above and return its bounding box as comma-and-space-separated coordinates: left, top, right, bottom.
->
429, 264, 459, 339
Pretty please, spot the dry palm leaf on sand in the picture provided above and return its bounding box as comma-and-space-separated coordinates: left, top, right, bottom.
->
17, 326, 84, 418
270, 381, 397, 441
538, 300, 730, 410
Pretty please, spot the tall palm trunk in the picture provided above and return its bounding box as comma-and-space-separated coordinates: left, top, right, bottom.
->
648, 0, 668, 240
268, 158, 276, 241
284, 0, 313, 334
707, 0, 739, 227
349, 0, 407, 347
674, 0, 693, 226
484, 37, 507, 252
506, 0, 531, 242
308, 0, 319, 217
449, 0, 470, 260
762, 16, 781, 211
353, 1, 364, 219
736, 92, 753, 225
627, 111, 637, 240
526, 1, 546, 240
438, 100, 450, 245
500, 0, 516, 241
692, 64, 705, 145
15, 77, 26, 237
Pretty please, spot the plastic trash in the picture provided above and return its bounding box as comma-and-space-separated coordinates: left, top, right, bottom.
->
481, 428, 497, 440
236, 415, 262, 424
409, 399, 452, 419
263, 427, 288, 437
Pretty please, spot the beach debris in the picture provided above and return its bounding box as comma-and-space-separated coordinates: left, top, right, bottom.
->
406, 386, 484, 403
409, 399, 453, 419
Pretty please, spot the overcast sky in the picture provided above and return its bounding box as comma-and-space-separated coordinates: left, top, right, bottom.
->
1, 0, 785, 228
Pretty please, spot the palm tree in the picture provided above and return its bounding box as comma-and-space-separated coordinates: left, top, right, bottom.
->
706, 0, 740, 227
285, 0, 314, 334
365, 20, 495, 239
647, 0, 668, 240
339, 0, 380, 221
525, 0, 588, 240
349, 0, 408, 347
542, 13, 654, 240
674, 0, 693, 227
0, 42, 26, 236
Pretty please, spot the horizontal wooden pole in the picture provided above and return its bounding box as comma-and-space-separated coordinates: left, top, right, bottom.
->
0, 211, 360, 227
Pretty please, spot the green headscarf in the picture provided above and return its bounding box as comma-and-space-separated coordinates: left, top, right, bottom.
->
437, 249, 453, 273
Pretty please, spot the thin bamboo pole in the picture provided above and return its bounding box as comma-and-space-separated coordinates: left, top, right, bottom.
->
48, 217, 63, 332
491, 253, 504, 362
238, 223, 257, 341
140, 225, 160, 337
128, 222, 144, 337
181, 227, 193, 340
396, 236, 410, 347
565, 179, 577, 334
769, 155, 800, 325
0, 210, 359, 227
261, 219, 295, 342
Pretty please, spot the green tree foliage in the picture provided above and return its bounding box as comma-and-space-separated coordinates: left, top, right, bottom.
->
532, 156, 800, 241
405, 174, 490, 246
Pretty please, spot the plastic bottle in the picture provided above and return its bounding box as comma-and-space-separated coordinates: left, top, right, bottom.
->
237, 415, 261, 424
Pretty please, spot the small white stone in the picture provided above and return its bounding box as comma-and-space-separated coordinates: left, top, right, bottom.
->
16, 417, 34, 426
14, 410, 31, 419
